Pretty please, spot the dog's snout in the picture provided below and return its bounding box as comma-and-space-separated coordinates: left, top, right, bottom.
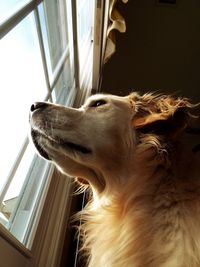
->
30, 102, 49, 112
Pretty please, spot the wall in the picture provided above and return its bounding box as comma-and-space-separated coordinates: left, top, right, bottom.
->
0, 237, 28, 267
101, 0, 200, 101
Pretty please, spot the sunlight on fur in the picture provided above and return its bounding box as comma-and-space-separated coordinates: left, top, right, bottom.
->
29, 92, 200, 267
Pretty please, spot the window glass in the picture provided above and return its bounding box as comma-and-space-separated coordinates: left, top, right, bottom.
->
76, 0, 94, 84
0, 0, 30, 24
38, 0, 69, 77
4, 144, 36, 205
8, 148, 50, 245
52, 59, 73, 105
77, 0, 93, 44
0, 13, 47, 226
0, 143, 50, 246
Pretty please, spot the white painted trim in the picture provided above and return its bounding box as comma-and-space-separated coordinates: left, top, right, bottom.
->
29, 170, 74, 267
25, 165, 55, 249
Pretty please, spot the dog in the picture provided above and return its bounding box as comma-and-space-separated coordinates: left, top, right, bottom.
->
29, 92, 200, 267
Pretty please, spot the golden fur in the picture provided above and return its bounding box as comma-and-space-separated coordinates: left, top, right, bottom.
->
29, 92, 200, 267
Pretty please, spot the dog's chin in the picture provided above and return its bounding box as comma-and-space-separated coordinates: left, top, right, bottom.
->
31, 129, 51, 160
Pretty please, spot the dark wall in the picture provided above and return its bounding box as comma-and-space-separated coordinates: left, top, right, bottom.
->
101, 0, 200, 102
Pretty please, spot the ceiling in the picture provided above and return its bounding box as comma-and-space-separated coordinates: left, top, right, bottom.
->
101, 0, 200, 103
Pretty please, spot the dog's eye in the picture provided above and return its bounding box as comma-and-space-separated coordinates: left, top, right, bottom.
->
89, 100, 107, 108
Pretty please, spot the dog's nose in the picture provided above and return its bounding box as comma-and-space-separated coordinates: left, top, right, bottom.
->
30, 102, 48, 112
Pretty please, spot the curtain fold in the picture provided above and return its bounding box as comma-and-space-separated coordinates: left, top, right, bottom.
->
104, 0, 128, 63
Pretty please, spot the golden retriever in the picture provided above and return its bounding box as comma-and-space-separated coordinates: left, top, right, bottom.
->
29, 92, 200, 267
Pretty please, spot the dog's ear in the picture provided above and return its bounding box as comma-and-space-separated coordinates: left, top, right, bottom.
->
132, 93, 194, 138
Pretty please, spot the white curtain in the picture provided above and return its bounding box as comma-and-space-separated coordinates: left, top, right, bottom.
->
104, 0, 128, 63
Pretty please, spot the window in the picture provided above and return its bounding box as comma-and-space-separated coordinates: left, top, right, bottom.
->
0, 0, 94, 250
77, 0, 94, 88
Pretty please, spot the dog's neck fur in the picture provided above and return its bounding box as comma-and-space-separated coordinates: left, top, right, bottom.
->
79, 138, 200, 267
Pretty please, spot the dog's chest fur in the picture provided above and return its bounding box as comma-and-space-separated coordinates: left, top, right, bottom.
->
82, 172, 200, 267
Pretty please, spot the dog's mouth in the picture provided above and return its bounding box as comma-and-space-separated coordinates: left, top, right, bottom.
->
31, 129, 50, 160
61, 142, 92, 154
31, 128, 92, 160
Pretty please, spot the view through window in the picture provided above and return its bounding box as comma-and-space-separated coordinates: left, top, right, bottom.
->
0, 0, 94, 248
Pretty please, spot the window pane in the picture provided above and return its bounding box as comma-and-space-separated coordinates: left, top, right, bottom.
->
4, 144, 36, 204
76, 0, 94, 85
77, 0, 93, 44
38, 0, 69, 77
0, 0, 30, 24
0, 143, 49, 244
0, 13, 47, 198
52, 59, 73, 105
5, 145, 50, 245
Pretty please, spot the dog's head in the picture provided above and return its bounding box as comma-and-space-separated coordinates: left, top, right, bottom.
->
29, 92, 193, 193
